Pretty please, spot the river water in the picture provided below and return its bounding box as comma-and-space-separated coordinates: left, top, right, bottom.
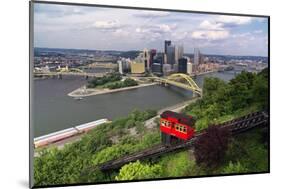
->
32, 71, 236, 137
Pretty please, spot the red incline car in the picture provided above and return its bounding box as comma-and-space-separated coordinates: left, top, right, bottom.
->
160, 110, 195, 141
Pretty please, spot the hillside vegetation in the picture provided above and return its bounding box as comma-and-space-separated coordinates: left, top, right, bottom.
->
34, 68, 268, 186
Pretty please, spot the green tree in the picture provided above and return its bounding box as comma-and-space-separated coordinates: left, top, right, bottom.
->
222, 161, 248, 174
228, 71, 256, 110
123, 78, 138, 86
252, 68, 268, 109
115, 160, 162, 181
92, 143, 134, 166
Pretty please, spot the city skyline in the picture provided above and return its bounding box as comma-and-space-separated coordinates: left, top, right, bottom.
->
34, 3, 269, 56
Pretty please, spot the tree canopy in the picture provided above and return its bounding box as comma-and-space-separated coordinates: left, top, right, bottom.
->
194, 126, 230, 168
115, 160, 162, 181
183, 68, 269, 131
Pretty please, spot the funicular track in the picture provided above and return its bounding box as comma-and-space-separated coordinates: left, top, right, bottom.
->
98, 111, 268, 172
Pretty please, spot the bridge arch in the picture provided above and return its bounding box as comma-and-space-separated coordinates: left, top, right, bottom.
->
156, 73, 202, 96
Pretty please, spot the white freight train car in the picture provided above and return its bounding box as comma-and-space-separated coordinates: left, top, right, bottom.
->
75, 118, 109, 132
34, 118, 110, 148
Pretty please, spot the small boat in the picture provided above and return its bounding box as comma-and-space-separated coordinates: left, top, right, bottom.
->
74, 97, 83, 100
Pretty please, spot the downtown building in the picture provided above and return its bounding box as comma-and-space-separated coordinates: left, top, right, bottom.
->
130, 49, 148, 74
151, 52, 164, 76
163, 40, 185, 74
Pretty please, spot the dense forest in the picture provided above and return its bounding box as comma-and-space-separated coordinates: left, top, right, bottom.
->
34, 68, 268, 186
183, 68, 268, 131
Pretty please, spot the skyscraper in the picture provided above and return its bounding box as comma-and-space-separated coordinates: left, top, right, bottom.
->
194, 48, 200, 65
149, 49, 157, 69
175, 44, 184, 65
167, 45, 175, 66
164, 40, 171, 54
154, 52, 164, 65
143, 48, 150, 70
178, 58, 187, 73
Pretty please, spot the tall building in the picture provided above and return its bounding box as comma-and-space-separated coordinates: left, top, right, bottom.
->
164, 40, 171, 54
178, 58, 187, 73
143, 48, 150, 70
149, 49, 157, 69
151, 63, 162, 74
166, 45, 175, 66
194, 48, 200, 65
154, 52, 164, 65
187, 62, 193, 74
151, 52, 164, 74
117, 60, 123, 74
175, 45, 184, 64
117, 58, 131, 74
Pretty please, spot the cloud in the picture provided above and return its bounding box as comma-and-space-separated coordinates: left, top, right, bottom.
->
191, 30, 230, 40
171, 31, 189, 41
192, 15, 253, 41
193, 19, 230, 41
135, 24, 176, 42
34, 4, 90, 17
79, 20, 125, 31
134, 10, 170, 18
136, 24, 176, 34
112, 29, 130, 37
254, 30, 263, 34
232, 32, 251, 38
34, 3, 268, 56
92, 20, 124, 30
216, 15, 253, 26
199, 20, 224, 30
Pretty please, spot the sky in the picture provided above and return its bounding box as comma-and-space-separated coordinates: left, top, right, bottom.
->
34, 3, 269, 56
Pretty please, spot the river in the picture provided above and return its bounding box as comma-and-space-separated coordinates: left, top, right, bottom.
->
32, 71, 236, 137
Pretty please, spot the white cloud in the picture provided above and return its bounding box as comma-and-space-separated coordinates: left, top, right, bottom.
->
199, 20, 224, 30
192, 30, 230, 40
193, 15, 253, 41
158, 24, 174, 32
171, 31, 189, 41
112, 29, 130, 37
93, 20, 123, 30
232, 32, 251, 38
135, 24, 176, 42
135, 11, 170, 18
136, 24, 176, 34
217, 15, 253, 25
254, 30, 263, 34
193, 19, 230, 41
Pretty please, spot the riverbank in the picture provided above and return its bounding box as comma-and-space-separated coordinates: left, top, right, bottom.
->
190, 70, 218, 77
35, 97, 199, 156
68, 82, 157, 97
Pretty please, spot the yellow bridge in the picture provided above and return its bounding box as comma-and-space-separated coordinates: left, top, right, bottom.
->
152, 73, 202, 96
